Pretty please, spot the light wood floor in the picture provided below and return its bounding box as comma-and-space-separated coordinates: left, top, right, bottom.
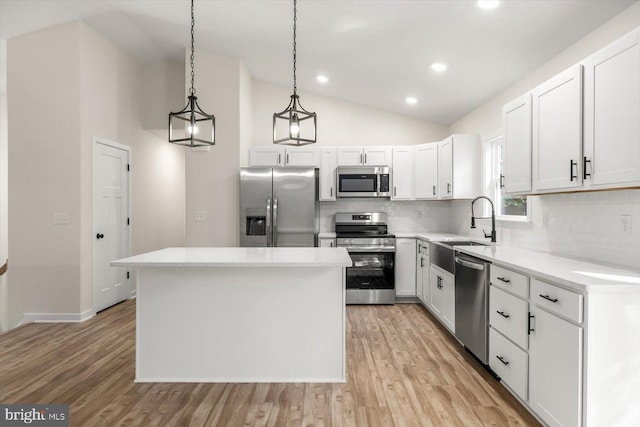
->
0, 300, 540, 426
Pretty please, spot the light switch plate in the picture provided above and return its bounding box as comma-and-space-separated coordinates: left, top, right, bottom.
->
53, 212, 69, 225
194, 210, 206, 222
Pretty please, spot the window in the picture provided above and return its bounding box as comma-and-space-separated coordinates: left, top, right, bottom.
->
487, 134, 529, 221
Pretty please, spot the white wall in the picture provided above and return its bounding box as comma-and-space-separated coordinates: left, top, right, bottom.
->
252, 79, 449, 147
0, 36, 10, 330
8, 22, 186, 319
448, 3, 640, 269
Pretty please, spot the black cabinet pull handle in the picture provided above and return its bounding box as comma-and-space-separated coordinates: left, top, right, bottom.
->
497, 276, 511, 283
432, 185, 436, 195
96, 233, 104, 239
447, 183, 451, 194
539, 294, 559, 303
583, 156, 591, 180
570, 159, 578, 182
497, 310, 510, 318
496, 355, 510, 366
499, 174, 505, 189
528, 313, 535, 334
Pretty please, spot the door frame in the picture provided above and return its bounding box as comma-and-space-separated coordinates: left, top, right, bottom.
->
91, 136, 131, 314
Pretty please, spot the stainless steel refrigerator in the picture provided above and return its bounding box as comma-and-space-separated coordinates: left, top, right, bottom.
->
240, 167, 319, 247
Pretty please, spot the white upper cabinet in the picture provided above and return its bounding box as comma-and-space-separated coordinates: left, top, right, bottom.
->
532, 64, 583, 192
284, 146, 319, 167
438, 137, 454, 198
503, 94, 532, 194
583, 28, 640, 189
438, 135, 482, 199
414, 143, 438, 199
391, 147, 414, 200
319, 147, 337, 201
249, 146, 284, 167
337, 147, 392, 166
363, 147, 392, 166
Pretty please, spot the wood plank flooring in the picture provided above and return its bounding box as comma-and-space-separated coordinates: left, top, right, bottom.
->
0, 300, 540, 426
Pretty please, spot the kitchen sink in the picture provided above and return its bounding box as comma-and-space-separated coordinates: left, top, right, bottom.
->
430, 240, 489, 273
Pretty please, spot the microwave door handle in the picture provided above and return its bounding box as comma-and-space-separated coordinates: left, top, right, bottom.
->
266, 195, 272, 247
273, 193, 278, 247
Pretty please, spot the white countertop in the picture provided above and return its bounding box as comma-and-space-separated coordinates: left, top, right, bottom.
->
112, 247, 353, 268
456, 245, 640, 292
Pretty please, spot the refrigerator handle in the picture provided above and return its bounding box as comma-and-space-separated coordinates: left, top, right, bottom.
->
266, 195, 272, 247
273, 193, 278, 246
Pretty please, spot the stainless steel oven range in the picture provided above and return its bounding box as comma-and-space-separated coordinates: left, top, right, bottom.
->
335, 212, 395, 304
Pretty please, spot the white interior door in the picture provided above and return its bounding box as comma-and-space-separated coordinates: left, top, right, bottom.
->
93, 139, 129, 312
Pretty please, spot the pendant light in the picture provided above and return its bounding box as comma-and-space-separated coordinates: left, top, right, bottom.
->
169, 0, 215, 147
273, 0, 317, 146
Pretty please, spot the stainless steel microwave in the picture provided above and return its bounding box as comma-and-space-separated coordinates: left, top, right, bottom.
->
336, 166, 391, 198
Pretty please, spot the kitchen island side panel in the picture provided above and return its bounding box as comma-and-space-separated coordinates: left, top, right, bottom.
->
135, 266, 345, 383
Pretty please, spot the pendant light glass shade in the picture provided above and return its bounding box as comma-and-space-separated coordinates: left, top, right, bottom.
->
273, 0, 317, 146
169, 0, 215, 147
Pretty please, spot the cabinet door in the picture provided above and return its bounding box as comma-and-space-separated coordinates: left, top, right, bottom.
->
529, 306, 583, 427
395, 238, 416, 297
421, 253, 430, 306
319, 148, 337, 201
416, 247, 424, 301
503, 94, 532, 193
438, 137, 453, 198
391, 147, 414, 200
414, 144, 439, 199
337, 147, 363, 165
363, 147, 392, 166
285, 147, 319, 167
429, 266, 442, 315
249, 147, 284, 166
584, 29, 640, 187
441, 273, 455, 332
532, 64, 583, 191
318, 238, 335, 248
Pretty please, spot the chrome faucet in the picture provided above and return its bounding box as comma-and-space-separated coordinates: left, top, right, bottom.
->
471, 196, 496, 243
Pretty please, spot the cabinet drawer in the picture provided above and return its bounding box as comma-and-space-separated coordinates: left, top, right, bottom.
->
489, 286, 529, 350
490, 327, 528, 401
531, 279, 583, 324
490, 265, 529, 299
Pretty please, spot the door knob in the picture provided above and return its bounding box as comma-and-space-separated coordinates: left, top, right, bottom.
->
96, 233, 104, 239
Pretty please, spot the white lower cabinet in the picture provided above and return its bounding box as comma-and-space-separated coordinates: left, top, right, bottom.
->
395, 238, 416, 297
489, 327, 528, 401
429, 264, 454, 332
318, 238, 335, 248
529, 306, 583, 427
416, 240, 430, 305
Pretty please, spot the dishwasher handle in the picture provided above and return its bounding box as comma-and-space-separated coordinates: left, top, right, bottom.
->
455, 256, 486, 271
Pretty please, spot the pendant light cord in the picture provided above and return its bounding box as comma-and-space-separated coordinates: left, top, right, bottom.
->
190, 0, 196, 95
292, 0, 297, 96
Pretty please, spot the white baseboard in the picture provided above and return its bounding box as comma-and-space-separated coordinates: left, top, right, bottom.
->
23, 309, 95, 324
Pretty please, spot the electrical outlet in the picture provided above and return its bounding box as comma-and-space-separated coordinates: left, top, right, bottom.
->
53, 212, 69, 225
194, 210, 206, 222
621, 215, 631, 235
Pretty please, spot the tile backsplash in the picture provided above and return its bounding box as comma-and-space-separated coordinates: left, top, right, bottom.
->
450, 189, 640, 270
319, 200, 451, 233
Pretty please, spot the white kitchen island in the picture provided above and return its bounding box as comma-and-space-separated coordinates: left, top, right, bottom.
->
111, 247, 352, 383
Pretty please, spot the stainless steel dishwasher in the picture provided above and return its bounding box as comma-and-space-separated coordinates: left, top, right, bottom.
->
454, 252, 490, 364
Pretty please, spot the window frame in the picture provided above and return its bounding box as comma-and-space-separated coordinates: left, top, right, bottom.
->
483, 130, 531, 223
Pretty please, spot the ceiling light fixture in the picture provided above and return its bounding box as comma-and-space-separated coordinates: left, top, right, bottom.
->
431, 62, 448, 72
316, 75, 329, 84
273, 0, 317, 146
477, 0, 500, 10
406, 97, 418, 105
168, 0, 215, 147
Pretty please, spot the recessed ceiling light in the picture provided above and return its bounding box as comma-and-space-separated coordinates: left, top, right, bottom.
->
316, 75, 329, 84
406, 97, 418, 105
431, 62, 447, 72
477, 0, 500, 10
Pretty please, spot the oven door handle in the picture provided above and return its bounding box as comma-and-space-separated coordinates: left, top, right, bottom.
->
343, 247, 396, 253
